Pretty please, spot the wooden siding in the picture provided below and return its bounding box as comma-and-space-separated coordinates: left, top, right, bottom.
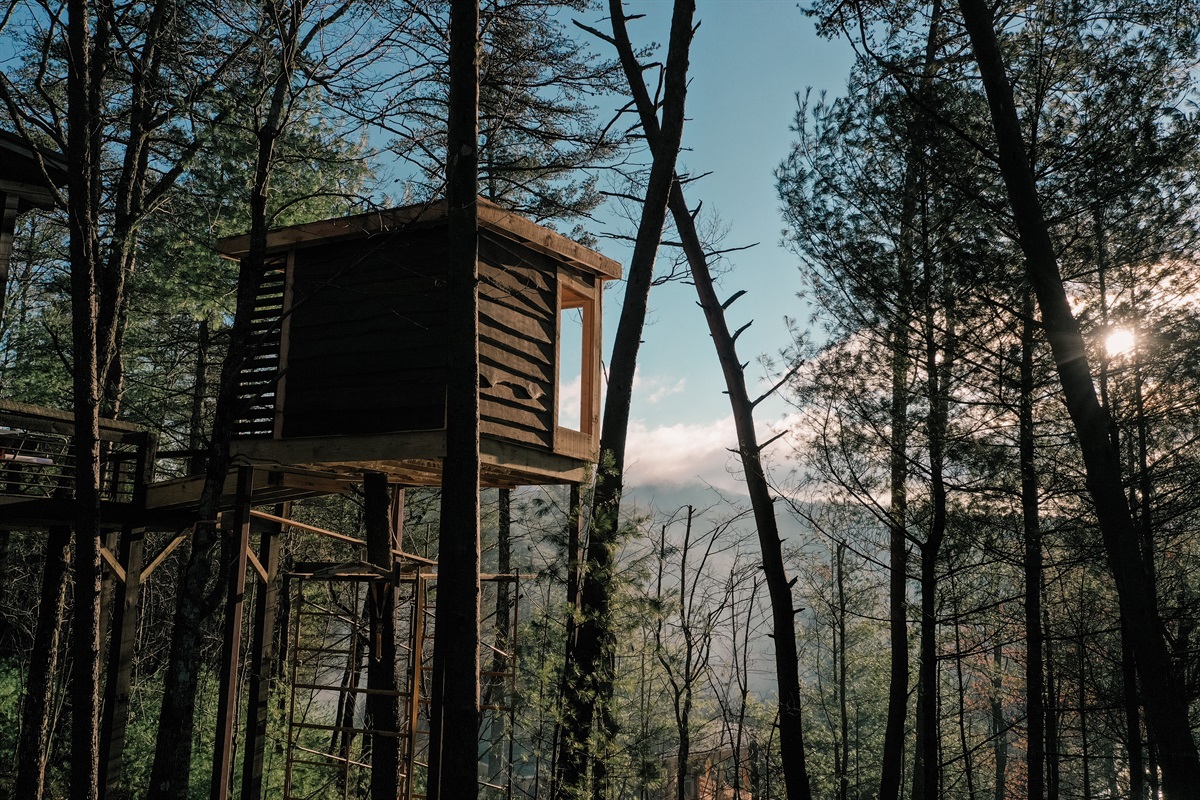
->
478, 233, 556, 449
281, 230, 450, 438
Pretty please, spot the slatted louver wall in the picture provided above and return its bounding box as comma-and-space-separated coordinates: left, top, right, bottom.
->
232, 256, 289, 439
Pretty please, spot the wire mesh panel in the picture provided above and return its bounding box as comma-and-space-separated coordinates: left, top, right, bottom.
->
281, 568, 519, 800
283, 569, 426, 800
0, 419, 145, 503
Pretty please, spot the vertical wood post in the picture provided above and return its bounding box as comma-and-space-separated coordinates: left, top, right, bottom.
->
211, 465, 253, 800
99, 431, 155, 799
0, 192, 19, 323
366, 471, 401, 800
406, 562, 426, 800
240, 501, 286, 800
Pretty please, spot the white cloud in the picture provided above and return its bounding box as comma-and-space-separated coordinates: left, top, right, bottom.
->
623, 413, 800, 492
558, 373, 582, 430
647, 377, 687, 404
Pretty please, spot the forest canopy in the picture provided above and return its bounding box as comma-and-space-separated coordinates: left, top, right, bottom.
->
3, 1, 1200, 800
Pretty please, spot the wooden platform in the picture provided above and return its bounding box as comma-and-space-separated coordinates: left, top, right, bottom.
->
226, 430, 589, 489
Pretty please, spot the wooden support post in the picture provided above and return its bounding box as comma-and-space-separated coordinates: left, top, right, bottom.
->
365, 471, 401, 800
408, 564, 425, 800
98, 528, 120, 653
100, 431, 155, 800
0, 193, 19, 324
211, 465, 253, 800
240, 501, 286, 800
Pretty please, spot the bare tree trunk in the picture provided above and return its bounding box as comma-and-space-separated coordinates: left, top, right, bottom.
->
552, 486, 583, 798
487, 488, 512, 793
1122, 631, 1145, 800
366, 473, 401, 799
952, 619, 976, 800
1045, 609, 1061, 800
596, 5, 817, 797
559, 4, 694, 798
188, 317, 211, 475
992, 641, 1006, 800
652, 135, 815, 800
427, 1, 481, 796
1078, 630, 1092, 800
882, 310, 911, 800
66, 1, 110, 795
1020, 296, 1044, 800
15, 524, 70, 799
957, 3, 1200, 795
913, 249, 955, 800
836, 543, 850, 800
882, 7, 942, 792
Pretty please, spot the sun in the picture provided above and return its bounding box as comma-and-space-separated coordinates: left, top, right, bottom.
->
1106, 328, 1136, 358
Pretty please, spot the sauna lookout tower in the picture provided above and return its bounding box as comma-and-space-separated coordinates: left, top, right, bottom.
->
219, 197, 621, 486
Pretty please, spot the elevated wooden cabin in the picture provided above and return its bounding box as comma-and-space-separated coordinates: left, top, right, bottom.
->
218, 199, 621, 487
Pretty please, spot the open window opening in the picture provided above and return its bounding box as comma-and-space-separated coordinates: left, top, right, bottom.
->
557, 280, 596, 438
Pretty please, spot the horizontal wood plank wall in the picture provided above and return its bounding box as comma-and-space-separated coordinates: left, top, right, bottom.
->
478, 233, 555, 450
282, 229, 450, 438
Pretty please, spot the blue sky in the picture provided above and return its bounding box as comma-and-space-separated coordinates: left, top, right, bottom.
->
587, 0, 856, 490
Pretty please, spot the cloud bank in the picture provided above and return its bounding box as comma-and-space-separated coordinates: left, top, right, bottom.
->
623, 413, 801, 492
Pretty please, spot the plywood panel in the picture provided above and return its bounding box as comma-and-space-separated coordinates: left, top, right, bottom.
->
282, 233, 452, 439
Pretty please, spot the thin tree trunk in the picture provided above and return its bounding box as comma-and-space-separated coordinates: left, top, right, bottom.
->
365, 472, 401, 799
487, 488, 513, 794
1078, 632, 1092, 800
147, 25, 293, 799
882, 310, 911, 800
66, 0, 109, 795
882, 7, 942, 793
599, 5, 815, 794
836, 542, 850, 800
552, 485, 583, 798
559, 4, 694, 798
1020, 293, 1044, 800
1045, 610, 1060, 800
188, 317, 210, 475
1122, 630, 1144, 800
953, 620, 976, 800
15, 524, 70, 799
913, 240, 954, 800
992, 641, 1006, 800
427, 1, 481, 796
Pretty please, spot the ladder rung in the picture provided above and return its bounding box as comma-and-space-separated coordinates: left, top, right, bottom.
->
291, 720, 404, 737
293, 682, 409, 698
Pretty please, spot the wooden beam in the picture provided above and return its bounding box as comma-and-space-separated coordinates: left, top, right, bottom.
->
365, 472, 401, 799
145, 465, 350, 511
99, 431, 155, 799
98, 546, 125, 583
141, 530, 190, 581
240, 502, 286, 800
249, 508, 366, 548
211, 466, 253, 800
215, 198, 622, 281
245, 546, 267, 584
